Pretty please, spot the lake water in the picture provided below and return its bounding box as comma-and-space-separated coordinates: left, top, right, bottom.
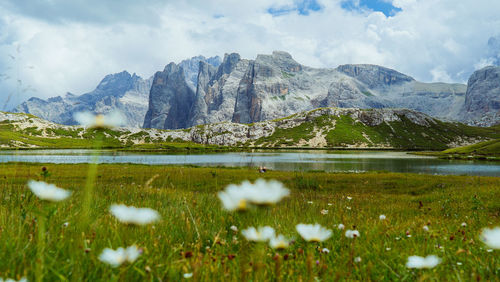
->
0, 150, 499, 177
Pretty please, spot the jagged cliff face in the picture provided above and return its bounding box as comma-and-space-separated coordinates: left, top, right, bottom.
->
144, 51, 479, 130
14, 71, 152, 128
189, 53, 250, 126
179, 55, 222, 90
459, 66, 500, 126
14, 56, 221, 128
143, 63, 196, 129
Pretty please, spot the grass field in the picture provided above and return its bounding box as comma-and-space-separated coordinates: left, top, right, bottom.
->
416, 139, 500, 161
0, 163, 499, 281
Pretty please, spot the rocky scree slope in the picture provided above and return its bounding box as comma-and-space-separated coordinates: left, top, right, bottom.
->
2, 108, 498, 150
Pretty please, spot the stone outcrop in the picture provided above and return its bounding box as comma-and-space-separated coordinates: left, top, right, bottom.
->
143, 63, 196, 129
459, 66, 500, 126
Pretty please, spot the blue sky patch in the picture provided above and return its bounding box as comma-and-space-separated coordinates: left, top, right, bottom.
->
268, 0, 322, 16
341, 0, 402, 17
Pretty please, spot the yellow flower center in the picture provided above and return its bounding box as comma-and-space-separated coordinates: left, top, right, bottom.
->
237, 199, 247, 210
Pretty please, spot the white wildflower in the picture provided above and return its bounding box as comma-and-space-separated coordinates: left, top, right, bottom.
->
346, 196, 352, 200
74, 110, 126, 128
296, 223, 332, 242
230, 225, 238, 232
217, 186, 248, 211
406, 255, 441, 269
320, 209, 328, 215
354, 257, 362, 263
0, 278, 27, 282
461, 222, 467, 227
27, 180, 71, 202
345, 230, 360, 239
379, 214, 386, 220
99, 245, 141, 267
241, 226, 275, 242
423, 225, 429, 232
346, 206, 351, 210
110, 204, 160, 225
183, 273, 193, 279
243, 179, 290, 205
218, 179, 290, 211
338, 224, 345, 230
269, 234, 290, 249
322, 248, 330, 254
480, 227, 500, 249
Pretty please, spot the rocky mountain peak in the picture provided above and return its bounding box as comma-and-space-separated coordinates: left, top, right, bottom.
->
460, 66, 500, 126
255, 50, 302, 73
216, 53, 241, 77
336, 64, 415, 88
179, 55, 222, 90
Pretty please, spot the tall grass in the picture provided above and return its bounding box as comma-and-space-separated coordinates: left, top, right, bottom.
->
0, 163, 499, 280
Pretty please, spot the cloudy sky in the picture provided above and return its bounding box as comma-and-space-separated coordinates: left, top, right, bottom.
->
1, 0, 499, 110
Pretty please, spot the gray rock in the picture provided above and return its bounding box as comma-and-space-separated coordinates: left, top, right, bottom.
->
336, 64, 415, 88
179, 55, 221, 90
459, 66, 500, 126
14, 71, 152, 127
143, 63, 196, 129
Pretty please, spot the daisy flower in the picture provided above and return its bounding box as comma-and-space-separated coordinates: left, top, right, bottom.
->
296, 223, 332, 242
240, 179, 290, 206
74, 111, 126, 128
241, 226, 275, 242
269, 234, 290, 249
99, 245, 141, 267
345, 230, 360, 239
480, 227, 500, 249
217, 185, 248, 211
110, 204, 160, 225
27, 180, 71, 202
406, 255, 441, 269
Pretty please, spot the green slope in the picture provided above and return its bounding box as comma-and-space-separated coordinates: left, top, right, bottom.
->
250, 111, 499, 150
442, 139, 500, 156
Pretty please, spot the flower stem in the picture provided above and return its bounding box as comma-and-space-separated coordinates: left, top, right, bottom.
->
36, 213, 46, 282
81, 132, 103, 226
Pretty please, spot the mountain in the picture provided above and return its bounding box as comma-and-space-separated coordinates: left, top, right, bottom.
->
13, 55, 221, 128
179, 55, 222, 90
2, 108, 498, 150
144, 51, 493, 130
14, 71, 152, 127
459, 66, 500, 126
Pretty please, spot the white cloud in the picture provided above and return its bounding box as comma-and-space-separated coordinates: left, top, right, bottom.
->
1, 0, 499, 109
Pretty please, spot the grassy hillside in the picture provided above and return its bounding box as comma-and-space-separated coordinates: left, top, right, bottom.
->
443, 139, 500, 155
1, 110, 499, 151
0, 163, 499, 281
0, 115, 224, 152
250, 110, 500, 150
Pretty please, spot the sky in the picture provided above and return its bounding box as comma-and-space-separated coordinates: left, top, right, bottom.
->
1, 0, 499, 110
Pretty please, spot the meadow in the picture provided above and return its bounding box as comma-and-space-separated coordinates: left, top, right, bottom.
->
0, 163, 499, 281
